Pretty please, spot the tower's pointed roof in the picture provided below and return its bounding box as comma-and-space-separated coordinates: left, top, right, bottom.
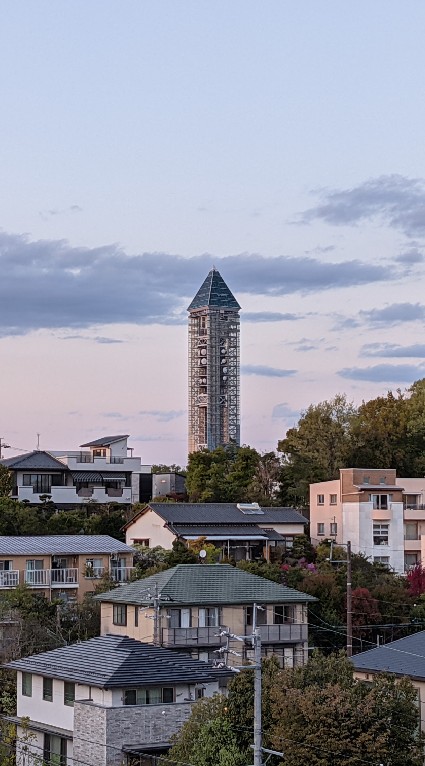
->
187, 268, 240, 311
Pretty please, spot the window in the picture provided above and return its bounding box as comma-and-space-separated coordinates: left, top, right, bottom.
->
363, 476, 370, 484
370, 494, 391, 510
317, 523, 325, 536
374, 556, 390, 566
330, 522, 338, 536
64, 682, 75, 707
317, 494, 324, 505
124, 687, 174, 705
169, 608, 192, 628
113, 604, 127, 626
133, 539, 150, 547
22, 672, 32, 697
246, 605, 267, 626
373, 523, 389, 546
198, 607, 220, 627
273, 605, 295, 624
43, 677, 53, 702
43, 733, 67, 766
330, 494, 337, 505
22, 474, 62, 493
93, 448, 106, 457
379, 477, 387, 485
405, 553, 420, 571
84, 558, 103, 578
0, 560, 12, 571
404, 522, 419, 541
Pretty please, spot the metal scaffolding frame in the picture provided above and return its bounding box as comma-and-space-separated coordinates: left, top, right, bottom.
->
188, 304, 240, 454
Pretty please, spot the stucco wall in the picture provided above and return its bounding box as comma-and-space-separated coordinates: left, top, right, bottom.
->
126, 509, 176, 548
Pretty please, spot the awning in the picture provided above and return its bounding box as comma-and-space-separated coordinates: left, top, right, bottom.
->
71, 471, 103, 483
101, 472, 126, 481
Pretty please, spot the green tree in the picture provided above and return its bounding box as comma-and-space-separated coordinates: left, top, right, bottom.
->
277, 394, 356, 507
166, 539, 198, 566
166, 695, 226, 765
0, 465, 13, 497
190, 717, 246, 766
186, 445, 260, 503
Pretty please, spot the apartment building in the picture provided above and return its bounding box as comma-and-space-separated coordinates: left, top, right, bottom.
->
5, 634, 230, 766
124, 502, 308, 561
1, 435, 151, 507
310, 468, 425, 573
96, 563, 316, 668
0, 536, 134, 602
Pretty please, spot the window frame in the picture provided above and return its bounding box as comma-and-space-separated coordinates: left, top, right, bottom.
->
329, 494, 337, 505
330, 522, 338, 536
317, 494, 324, 505
43, 676, 53, 702
43, 733, 67, 765
64, 681, 75, 707
123, 687, 175, 705
22, 672, 32, 697
317, 523, 325, 536
373, 523, 389, 546
113, 604, 127, 626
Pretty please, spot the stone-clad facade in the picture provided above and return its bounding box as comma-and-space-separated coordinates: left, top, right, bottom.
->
73, 700, 194, 766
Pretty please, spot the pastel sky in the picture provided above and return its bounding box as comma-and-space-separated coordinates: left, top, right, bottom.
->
2, 1, 425, 465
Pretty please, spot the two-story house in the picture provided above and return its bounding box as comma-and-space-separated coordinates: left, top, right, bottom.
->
0, 535, 135, 602
1, 434, 151, 507
124, 502, 308, 561
5, 633, 231, 766
96, 563, 316, 668
310, 467, 425, 573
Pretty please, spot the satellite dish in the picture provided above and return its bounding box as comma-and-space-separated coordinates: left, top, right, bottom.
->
199, 549, 207, 559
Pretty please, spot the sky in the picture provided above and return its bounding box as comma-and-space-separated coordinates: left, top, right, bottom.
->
2, 1, 425, 465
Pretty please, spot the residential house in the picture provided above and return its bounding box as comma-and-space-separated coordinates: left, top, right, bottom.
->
152, 472, 187, 501
124, 502, 308, 561
352, 630, 425, 731
0, 535, 135, 602
2, 435, 151, 507
96, 563, 316, 668
5, 633, 231, 766
310, 468, 425, 574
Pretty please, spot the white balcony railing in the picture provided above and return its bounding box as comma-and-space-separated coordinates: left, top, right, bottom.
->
84, 566, 105, 579
25, 570, 51, 586
0, 571, 19, 587
51, 568, 79, 585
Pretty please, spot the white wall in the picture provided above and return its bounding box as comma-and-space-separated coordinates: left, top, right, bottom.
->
126, 509, 176, 548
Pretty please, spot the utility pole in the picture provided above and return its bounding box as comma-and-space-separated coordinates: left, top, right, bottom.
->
252, 603, 262, 766
346, 540, 353, 658
0, 438, 10, 459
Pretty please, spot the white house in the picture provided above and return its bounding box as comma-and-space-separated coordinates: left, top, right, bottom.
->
5, 634, 231, 766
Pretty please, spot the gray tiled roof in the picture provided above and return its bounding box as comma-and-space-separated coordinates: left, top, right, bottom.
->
1, 451, 69, 471
171, 525, 274, 539
141, 503, 308, 526
0, 535, 133, 556
352, 630, 425, 681
187, 269, 241, 311
96, 564, 317, 606
6, 634, 230, 687
80, 435, 129, 447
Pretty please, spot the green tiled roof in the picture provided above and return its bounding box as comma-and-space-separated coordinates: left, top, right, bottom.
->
95, 564, 317, 606
187, 269, 240, 311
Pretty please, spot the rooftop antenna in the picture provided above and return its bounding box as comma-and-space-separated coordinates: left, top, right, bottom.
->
36, 433, 41, 450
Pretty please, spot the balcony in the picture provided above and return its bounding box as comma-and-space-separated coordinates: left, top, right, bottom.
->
161, 627, 223, 647
24, 569, 79, 587
245, 623, 308, 643
0, 571, 19, 588
110, 567, 134, 583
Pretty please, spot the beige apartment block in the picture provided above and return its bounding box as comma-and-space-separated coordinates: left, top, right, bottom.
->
310, 468, 425, 573
0, 536, 134, 602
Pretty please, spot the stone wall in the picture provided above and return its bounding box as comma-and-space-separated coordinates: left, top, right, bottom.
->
73, 700, 194, 766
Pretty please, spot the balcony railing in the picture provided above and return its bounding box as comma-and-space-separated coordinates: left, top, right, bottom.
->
110, 567, 135, 582
0, 571, 19, 587
84, 566, 106, 579
245, 623, 308, 643
25, 569, 79, 587
51, 568, 79, 585
404, 504, 425, 511
161, 627, 223, 647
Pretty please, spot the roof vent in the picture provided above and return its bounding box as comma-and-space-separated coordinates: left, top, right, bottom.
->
237, 502, 264, 515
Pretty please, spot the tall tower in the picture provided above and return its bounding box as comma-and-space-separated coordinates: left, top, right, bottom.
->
188, 268, 241, 454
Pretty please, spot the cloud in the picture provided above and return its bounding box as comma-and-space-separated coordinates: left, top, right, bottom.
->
360, 303, 425, 326
138, 409, 186, 422
243, 312, 299, 323
62, 334, 123, 344
100, 412, 126, 419
0, 231, 396, 337
241, 365, 297, 378
361, 343, 425, 359
300, 175, 425, 236
272, 403, 300, 419
395, 248, 424, 265
338, 364, 425, 383
39, 205, 82, 220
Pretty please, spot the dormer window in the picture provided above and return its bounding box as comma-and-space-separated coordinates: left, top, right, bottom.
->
237, 503, 264, 515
